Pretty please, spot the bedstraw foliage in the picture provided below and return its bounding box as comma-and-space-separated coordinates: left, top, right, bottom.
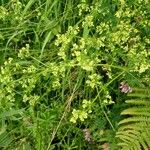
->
0, 0, 150, 149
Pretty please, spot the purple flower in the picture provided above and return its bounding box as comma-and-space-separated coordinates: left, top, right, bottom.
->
103, 143, 110, 150
83, 128, 94, 144
119, 82, 132, 93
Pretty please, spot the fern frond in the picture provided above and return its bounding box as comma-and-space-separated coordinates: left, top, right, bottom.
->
142, 131, 150, 148
127, 93, 150, 98
121, 107, 150, 116
118, 116, 150, 125
116, 87, 150, 150
131, 87, 150, 94
118, 122, 149, 131
116, 130, 150, 150
125, 99, 150, 105
116, 133, 141, 150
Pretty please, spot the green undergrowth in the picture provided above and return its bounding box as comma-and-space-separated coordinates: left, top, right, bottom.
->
0, 0, 150, 149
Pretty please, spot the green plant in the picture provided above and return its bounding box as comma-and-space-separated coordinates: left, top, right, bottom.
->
116, 86, 150, 150
0, 0, 150, 149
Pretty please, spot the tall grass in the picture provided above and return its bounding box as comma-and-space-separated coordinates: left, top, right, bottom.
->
0, 0, 149, 149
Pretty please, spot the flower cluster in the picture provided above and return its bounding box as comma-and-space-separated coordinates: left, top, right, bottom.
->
86, 73, 102, 89
70, 100, 92, 123
0, 6, 8, 20
18, 44, 30, 59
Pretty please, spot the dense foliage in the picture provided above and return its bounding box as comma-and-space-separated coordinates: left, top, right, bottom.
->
0, 0, 150, 149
